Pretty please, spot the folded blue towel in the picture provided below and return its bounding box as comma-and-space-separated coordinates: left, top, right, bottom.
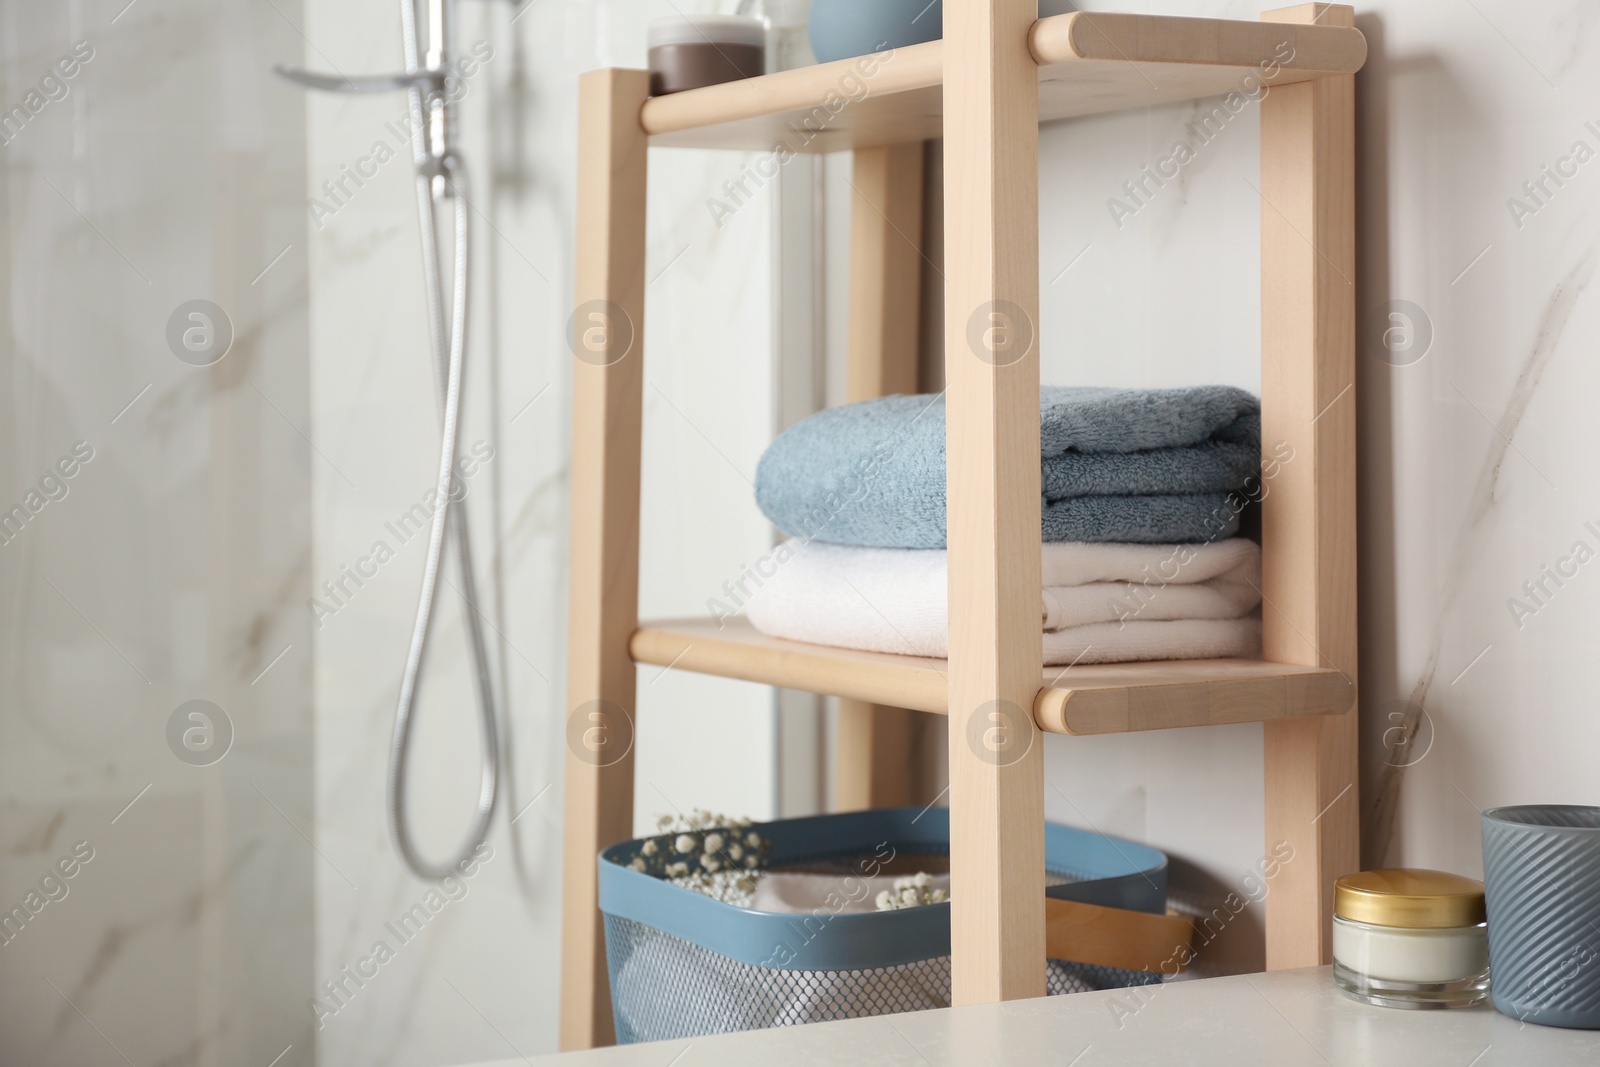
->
755, 386, 1260, 548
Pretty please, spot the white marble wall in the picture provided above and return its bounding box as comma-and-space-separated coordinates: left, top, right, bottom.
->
304, 1, 786, 1064
0, 1, 316, 1064
1017, 0, 1600, 976
8, 0, 1599, 1062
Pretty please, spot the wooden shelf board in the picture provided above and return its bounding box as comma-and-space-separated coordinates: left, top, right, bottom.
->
631, 617, 1355, 736
633, 616, 951, 713
641, 11, 1366, 152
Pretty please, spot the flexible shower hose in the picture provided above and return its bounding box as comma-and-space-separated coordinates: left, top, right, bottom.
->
387, 0, 501, 881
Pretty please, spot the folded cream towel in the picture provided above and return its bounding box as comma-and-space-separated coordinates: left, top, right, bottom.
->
743, 538, 1263, 666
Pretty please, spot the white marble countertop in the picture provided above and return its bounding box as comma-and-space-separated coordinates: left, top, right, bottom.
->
456, 966, 1599, 1066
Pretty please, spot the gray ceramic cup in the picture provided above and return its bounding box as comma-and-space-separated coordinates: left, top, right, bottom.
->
1481, 805, 1600, 1029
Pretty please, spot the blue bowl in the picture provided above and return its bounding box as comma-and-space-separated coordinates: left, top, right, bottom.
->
808, 0, 943, 63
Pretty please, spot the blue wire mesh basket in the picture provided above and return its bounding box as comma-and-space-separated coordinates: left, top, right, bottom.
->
599, 807, 1167, 1043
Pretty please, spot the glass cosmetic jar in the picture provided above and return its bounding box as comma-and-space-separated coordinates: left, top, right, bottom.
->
1332, 868, 1490, 1009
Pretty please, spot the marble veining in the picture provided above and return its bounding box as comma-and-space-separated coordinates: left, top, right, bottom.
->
1368, 247, 1599, 864
1027, 0, 1600, 976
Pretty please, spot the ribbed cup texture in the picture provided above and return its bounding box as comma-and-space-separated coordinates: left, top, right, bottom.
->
1482, 805, 1600, 1029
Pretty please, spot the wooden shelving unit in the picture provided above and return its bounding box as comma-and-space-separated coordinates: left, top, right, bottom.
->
561, 2, 1363, 1050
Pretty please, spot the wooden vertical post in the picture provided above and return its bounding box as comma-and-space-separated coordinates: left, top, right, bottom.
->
1258, 3, 1359, 969
845, 143, 925, 404
942, 0, 1046, 1003
835, 141, 925, 813
560, 68, 650, 1050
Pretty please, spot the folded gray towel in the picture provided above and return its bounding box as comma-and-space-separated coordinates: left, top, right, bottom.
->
755, 386, 1260, 548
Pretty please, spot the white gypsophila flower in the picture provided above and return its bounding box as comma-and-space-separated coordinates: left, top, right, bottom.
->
629, 858, 646, 872
875, 871, 946, 910
667, 868, 764, 907
647, 811, 767, 884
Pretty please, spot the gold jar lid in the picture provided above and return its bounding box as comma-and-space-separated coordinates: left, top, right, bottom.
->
1334, 868, 1486, 929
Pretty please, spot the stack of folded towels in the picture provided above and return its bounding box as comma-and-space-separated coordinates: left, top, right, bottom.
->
745, 385, 1266, 665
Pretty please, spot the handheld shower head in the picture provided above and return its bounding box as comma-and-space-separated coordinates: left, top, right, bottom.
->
274, 0, 503, 882
272, 0, 466, 189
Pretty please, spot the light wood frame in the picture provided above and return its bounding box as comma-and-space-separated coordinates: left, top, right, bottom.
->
559, 2, 1361, 1047
560, 67, 650, 1050
1258, 2, 1361, 969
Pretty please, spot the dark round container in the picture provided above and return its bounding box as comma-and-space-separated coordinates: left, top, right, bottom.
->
648, 16, 765, 96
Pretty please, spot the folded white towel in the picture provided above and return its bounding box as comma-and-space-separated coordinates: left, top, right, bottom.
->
743, 538, 1263, 665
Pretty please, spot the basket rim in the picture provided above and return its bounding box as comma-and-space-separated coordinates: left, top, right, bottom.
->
598, 807, 1166, 971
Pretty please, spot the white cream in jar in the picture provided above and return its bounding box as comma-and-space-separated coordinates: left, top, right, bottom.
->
1332, 868, 1489, 1009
